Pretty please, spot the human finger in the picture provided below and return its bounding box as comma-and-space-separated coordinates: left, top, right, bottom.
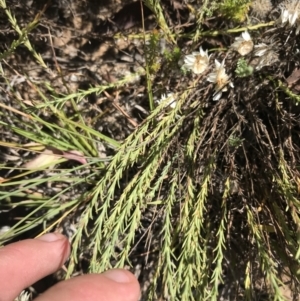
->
0, 233, 70, 301
35, 269, 141, 301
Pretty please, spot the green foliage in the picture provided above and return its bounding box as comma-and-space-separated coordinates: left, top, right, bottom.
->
145, 30, 162, 74
0, 0, 45, 67
198, 1, 219, 19
228, 134, 244, 147
144, 0, 175, 43
217, 0, 251, 22
235, 58, 254, 77
163, 46, 181, 63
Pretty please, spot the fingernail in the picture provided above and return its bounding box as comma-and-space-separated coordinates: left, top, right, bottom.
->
36, 233, 65, 242
103, 269, 131, 283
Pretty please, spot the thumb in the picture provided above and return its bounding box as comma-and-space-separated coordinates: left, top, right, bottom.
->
35, 269, 141, 301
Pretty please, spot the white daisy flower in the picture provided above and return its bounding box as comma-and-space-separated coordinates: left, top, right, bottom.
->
183, 46, 211, 74
157, 93, 176, 109
207, 59, 233, 101
230, 31, 254, 56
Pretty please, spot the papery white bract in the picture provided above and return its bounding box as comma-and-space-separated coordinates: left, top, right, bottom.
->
253, 43, 269, 57
183, 47, 210, 74
278, 0, 300, 32
290, 10, 298, 25
296, 20, 300, 34
15, 291, 31, 301
253, 43, 278, 69
157, 93, 177, 109
280, 8, 291, 24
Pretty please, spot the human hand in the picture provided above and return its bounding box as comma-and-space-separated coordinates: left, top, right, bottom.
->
0, 233, 140, 301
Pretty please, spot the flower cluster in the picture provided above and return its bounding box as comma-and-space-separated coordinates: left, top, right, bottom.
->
182, 46, 232, 100
230, 31, 278, 69
163, 27, 278, 103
